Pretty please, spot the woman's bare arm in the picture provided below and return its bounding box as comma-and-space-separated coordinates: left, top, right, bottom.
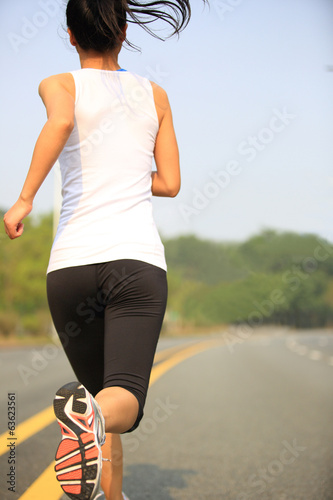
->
3, 74, 75, 239
151, 83, 180, 197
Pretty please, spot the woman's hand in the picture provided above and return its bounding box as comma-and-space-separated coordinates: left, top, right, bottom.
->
3, 198, 33, 239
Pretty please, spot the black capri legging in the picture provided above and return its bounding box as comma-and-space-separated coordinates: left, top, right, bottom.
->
46, 259, 167, 432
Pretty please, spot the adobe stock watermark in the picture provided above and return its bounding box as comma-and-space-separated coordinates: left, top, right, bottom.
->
7, 0, 62, 53
144, 65, 170, 86
63, 74, 156, 167
17, 344, 60, 386
237, 439, 307, 499
224, 237, 333, 352
178, 107, 296, 223
212, 0, 244, 21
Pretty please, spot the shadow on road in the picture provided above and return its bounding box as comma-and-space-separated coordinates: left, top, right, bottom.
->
123, 463, 196, 499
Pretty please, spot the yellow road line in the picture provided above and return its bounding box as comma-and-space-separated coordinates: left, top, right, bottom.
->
149, 339, 220, 386
19, 462, 63, 500
153, 341, 197, 363
0, 342, 197, 458
17, 338, 221, 500
0, 405, 55, 457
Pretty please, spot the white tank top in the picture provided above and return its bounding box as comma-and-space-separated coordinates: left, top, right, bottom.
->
47, 69, 166, 273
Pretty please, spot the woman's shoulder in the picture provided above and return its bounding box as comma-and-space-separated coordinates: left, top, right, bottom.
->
38, 72, 75, 99
150, 81, 170, 125
150, 81, 168, 100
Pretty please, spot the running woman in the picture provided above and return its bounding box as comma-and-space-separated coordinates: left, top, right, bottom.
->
4, 1, 207, 499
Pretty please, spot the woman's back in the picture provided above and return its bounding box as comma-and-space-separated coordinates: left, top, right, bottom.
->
48, 69, 166, 273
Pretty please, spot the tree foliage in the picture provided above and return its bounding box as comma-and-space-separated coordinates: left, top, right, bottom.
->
0, 213, 53, 336
165, 230, 333, 329
0, 212, 332, 336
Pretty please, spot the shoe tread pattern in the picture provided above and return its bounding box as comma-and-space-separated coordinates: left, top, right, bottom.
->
53, 382, 101, 500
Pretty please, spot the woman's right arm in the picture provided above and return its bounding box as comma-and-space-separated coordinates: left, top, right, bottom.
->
151, 83, 181, 197
3, 74, 75, 239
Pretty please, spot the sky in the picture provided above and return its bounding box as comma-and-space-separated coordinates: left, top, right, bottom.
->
0, 0, 333, 244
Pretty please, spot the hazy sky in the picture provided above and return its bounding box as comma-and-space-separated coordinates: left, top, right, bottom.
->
1, 0, 332, 243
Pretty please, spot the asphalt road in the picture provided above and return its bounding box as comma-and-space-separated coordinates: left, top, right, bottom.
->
0, 327, 333, 500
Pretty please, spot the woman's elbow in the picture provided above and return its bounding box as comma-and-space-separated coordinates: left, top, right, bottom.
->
59, 118, 75, 132
167, 181, 181, 198
48, 116, 74, 133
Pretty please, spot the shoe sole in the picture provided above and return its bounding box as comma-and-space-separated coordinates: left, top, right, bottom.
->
53, 382, 104, 500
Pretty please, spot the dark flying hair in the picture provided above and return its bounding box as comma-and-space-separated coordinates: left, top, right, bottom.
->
66, 0, 208, 52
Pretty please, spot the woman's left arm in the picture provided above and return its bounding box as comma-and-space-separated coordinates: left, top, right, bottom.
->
3, 74, 75, 239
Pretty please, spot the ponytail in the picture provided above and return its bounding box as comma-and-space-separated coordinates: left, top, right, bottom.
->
127, 1, 192, 38
66, 0, 208, 52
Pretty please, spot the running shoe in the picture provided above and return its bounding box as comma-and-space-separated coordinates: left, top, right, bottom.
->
93, 492, 129, 500
53, 381, 106, 500
94, 493, 105, 499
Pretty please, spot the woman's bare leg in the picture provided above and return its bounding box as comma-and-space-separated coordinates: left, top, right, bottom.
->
96, 386, 139, 500
101, 433, 124, 500
95, 386, 139, 434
